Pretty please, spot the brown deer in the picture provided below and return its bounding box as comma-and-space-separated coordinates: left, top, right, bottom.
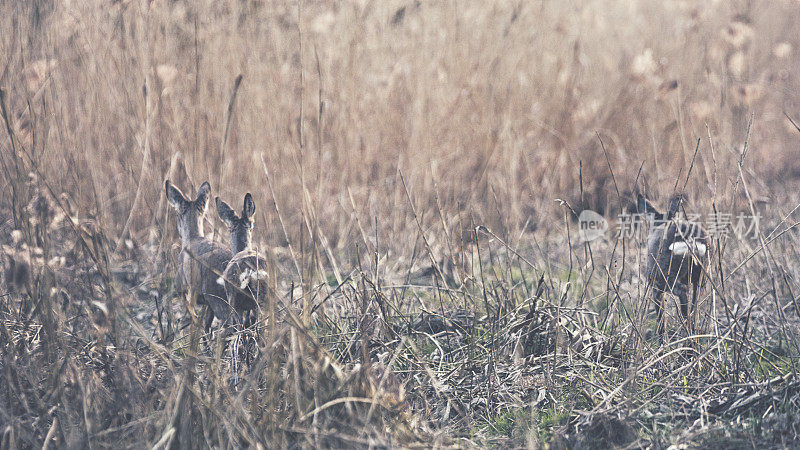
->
638, 194, 710, 338
165, 180, 233, 331
216, 193, 275, 329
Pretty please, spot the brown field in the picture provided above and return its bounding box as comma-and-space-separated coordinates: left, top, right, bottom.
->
2, 0, 800, 448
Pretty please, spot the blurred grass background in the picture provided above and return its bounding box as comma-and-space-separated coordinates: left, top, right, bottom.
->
2, 0, 798, 253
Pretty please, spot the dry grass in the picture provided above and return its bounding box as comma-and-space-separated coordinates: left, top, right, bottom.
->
2, 0, 800, 448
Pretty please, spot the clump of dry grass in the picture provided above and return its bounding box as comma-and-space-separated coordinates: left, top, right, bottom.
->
2, 0, 800, 448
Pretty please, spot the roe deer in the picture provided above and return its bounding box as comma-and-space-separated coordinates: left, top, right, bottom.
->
638, 193, 710, 338
216, 194, 275, 328
166, 180, 233, 331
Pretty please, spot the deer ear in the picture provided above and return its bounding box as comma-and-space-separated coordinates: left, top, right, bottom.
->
636, 193, 662, 217
216, 197, 237, 228
195, 181, 211, 212
667, 194, 686, 220
242, 193, 255, 220
165, 180, 188, 211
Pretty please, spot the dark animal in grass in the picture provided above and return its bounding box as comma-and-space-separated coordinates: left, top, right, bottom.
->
166, 180, 233, 331
216, 194, 275, 329
637, 194, 710, 338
